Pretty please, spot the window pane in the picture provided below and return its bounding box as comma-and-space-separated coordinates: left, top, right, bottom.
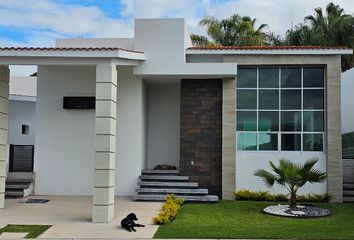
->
259, 68, 279, 88
259, 111, 279, 131
281, 90, 301, 109
303, 134, 323, 151
303, 67, 324, 87
237, 68, 257, 88
237, 90, 257, 109
259, 90, 279, 109
237, 111, 257, 131
281, 68, 301, 88
303, 89, 324, 109
237, 133, 257, 150
281, 111, 301, 131
259, 133, 278, 151
303, 111, 324, 132
281, 134, 301, 151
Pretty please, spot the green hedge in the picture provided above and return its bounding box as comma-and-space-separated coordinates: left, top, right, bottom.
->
235, 189, 331, 203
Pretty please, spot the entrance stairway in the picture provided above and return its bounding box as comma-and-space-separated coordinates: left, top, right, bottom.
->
5, 172, 34, 198
343, 182, 354, 202
343, 159, 354, 202
134, 169, 219, 202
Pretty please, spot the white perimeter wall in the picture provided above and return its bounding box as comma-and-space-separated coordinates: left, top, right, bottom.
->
236, 151, 326, 194
341, 68, 354, 134
35, 66, 145, 196
146, 83, 180, 169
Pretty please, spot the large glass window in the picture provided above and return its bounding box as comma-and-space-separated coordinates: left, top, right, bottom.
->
237, 68, 257, 88
259, 68, 279, 88
237, 133, 257, 150
259, 90, 279, 109
237, 66, 325, 152
259, 111, 279, 131
237, 90, 257, 109
237, 111, 257, 131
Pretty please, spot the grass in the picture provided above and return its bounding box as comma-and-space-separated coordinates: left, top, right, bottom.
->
0, 224, 52, 238
154, 201, 354, 239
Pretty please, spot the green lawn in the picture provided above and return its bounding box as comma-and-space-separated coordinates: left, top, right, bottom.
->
154, 201, 354, 239
0, 225, 52, 238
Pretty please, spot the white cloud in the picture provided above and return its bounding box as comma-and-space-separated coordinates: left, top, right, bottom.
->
0, 0, 353, 48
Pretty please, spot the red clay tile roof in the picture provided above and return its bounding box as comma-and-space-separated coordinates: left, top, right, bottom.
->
187, 46, 351, 50
0, 47, 144, 54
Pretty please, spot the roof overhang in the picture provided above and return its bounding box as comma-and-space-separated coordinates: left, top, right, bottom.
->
0, 47, 146, 66
9, 94, 36, 102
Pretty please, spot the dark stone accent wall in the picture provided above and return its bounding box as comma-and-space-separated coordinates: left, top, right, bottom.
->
180, 79, 222, 197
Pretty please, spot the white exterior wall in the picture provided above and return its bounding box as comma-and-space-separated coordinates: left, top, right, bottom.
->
8, 100, 36, 147
35, 66, 96, 195
116, 66, 145, 196
341, 68, 354, 133
35, 66, 146, 196
146, 83, 180, 169
56, 38, 134, 50
236, 152, 326, 194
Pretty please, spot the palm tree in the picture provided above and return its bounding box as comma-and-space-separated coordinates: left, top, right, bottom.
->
254, 158, 326, 208
285, 2, 354, 72
191, 14, 268, 47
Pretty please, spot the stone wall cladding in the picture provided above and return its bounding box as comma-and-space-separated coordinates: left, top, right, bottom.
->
180, 79, 222, 196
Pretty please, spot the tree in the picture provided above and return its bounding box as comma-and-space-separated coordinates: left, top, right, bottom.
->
284, 2, 354, 72
254, 158, 326, 208
191, 14, 268, 47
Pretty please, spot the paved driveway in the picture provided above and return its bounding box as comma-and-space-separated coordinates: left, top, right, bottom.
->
0, 196, 162, 239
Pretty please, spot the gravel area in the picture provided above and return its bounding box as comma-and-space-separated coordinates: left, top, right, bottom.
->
263, 204, 331, 218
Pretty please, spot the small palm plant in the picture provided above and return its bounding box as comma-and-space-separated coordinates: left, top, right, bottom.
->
254, 158, 326, 208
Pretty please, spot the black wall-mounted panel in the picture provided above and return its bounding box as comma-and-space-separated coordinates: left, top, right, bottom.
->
63, 97, 95, 109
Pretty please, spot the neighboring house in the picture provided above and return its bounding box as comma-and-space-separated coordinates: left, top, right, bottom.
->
341, 69, 354, 134
7, 77, 36, 172
0, 18, 352, 223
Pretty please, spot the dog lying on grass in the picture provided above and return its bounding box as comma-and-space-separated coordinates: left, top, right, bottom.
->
121, 213, 145, 232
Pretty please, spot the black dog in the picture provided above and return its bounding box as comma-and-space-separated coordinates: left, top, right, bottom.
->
121, 213, 145, 232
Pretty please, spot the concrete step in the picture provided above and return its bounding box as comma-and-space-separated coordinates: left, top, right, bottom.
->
138, 181, 198, 188
136, 188, 208, 195
344, 196, 354, 202
343, 183, 354, 189
343, 190, 354, 196
5, 184, 31, 190
142, 169, 179, 175
6, 179, 33, 184
139, 175, 189, 181
134, 194, 219, 202
5, 190, 24, 198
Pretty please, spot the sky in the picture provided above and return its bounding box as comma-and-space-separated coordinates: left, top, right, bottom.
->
0, 0, 354, 75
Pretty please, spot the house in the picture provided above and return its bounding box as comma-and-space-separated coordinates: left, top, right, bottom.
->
0, 18, 352, 223
5, 76, 37, 197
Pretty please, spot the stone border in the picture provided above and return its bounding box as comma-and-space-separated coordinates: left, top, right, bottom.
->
263, 204, 331, 218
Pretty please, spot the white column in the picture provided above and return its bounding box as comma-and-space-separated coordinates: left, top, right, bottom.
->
0, 66, 9, 209
93, 64, 117, 223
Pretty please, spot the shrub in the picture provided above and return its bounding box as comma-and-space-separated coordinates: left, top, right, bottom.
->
235, 189, 331, 203
153, 194, 185, 224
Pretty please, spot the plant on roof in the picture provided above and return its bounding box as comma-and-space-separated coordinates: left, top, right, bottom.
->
254, 158, 326, 208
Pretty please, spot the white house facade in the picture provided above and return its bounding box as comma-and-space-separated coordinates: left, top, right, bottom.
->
0, 18, 352, 223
